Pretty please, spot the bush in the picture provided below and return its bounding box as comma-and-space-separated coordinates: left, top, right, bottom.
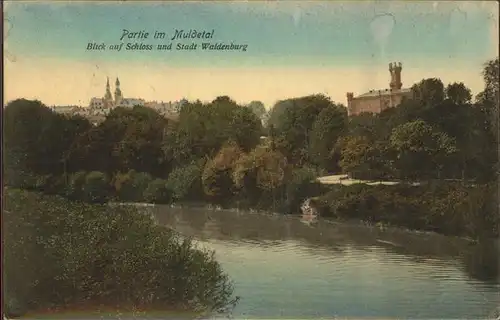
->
66, 171, 87, 200
283, 166, 324, 214
143, 179, 171, 204
3, 169, 40, 190
82, 171, 110, 203
113, 170, 153, 202
43, 175, 67, 195
3, 189, 237, 317
316, 182, 498, 239
166, 163, 203, 202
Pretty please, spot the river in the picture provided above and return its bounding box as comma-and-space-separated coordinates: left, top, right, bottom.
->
150, 206, 500, 319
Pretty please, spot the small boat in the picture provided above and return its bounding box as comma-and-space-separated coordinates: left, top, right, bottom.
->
300, 198, 318, 224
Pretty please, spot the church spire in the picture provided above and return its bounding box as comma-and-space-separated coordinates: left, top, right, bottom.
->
114, 77, 122, 104
104, 77, 113, 107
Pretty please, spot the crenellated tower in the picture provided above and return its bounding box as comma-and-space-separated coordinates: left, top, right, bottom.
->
389, 62, 403, 90
346, 92, 354, 116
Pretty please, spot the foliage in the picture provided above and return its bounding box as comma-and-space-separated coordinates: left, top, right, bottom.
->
66, 171, 88, 200
202, 141, 243, 201
316, 182, 498, 239
166, 162, 204, 202
232, 145, 289, 192
3, 99, 91, 176
389, 120, 457, 180
247, 101, 266, 121
283, 166, 324, 215
308, 104, 348, 171
337, 136, 389, 180
411, 78, 445, 106
113, 170, 153, 202
172, 97, 262, 165
445, 82, 472, 104
143, 179, 171, 204
347, 112, 379, 140
269, 94, 336, 165
82, 171, 111, 203
3, 189, 237, 316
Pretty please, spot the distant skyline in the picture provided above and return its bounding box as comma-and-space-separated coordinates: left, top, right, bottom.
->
4, 1, 499, 108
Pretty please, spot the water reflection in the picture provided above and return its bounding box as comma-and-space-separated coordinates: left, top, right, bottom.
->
152, 206, 495, 273
150, 206, 499, 318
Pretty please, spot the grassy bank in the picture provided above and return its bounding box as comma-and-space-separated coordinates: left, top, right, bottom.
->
312, 182, 498, 240
2, 188, 238, 318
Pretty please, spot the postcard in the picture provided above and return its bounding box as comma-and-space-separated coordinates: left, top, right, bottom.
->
3, 1, 499, 319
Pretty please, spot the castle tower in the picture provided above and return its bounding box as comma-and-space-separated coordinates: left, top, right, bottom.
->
346, 92, 354, 116
104, 77, 113, 107
389, 62, 403, 90
114, 77, 123, 105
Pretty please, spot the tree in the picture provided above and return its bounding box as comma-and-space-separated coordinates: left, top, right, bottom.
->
476, 58, 499, 109
64, 106, 169, 176
337, 136, 389, 180
3, 99, 88, 176
171, 98, 262, 164
113, 170, 153, 202
389, 120, 457, 180
445, 82, 472, 104
271, 94, 334, 165
247, 101, 266, 122
143, 179, 171, 204
202, 141, 243, 202
111, 107, 171, 177
232, 145, 288, 208
308, 104, 348, 171
82, 171, 110, 203
229, 106, 263, 152
266, 99, 294, 130
166, 161, 204, 202
411, 78, 445, 106
476, 58, 499, 159
348, 112, 379, 140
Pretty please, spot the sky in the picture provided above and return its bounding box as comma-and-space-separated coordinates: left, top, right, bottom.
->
3, 1, 499, 108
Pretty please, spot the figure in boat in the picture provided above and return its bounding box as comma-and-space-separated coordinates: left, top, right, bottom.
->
301, 198, 318, 223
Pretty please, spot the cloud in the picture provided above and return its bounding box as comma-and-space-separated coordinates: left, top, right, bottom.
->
370, 13, 396, 57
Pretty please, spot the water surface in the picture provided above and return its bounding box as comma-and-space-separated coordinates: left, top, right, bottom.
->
151, 206, 500, 319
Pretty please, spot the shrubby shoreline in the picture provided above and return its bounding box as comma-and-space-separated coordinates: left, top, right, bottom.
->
3, 188, 238, 319
7, 169, 498, 241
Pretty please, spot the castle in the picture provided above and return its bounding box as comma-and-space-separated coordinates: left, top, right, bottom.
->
346, 62, 412, 116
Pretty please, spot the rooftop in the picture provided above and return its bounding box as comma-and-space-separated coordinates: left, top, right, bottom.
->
356, 88, 411, 98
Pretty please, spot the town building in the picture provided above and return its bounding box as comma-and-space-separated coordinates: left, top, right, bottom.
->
346, 62, 413, 116
88, 77, 146, 116
50, 105, 79, 114
51, 77, 185, 123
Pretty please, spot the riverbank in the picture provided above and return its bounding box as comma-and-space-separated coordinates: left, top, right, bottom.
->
5, 169, 498, 241
2, 188, 237, 319
312, 182, 498, 240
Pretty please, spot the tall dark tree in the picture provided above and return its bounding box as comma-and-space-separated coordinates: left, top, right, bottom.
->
168, 97, 262, 165
445, 82, 472, 105
309, 104, 348, 172
272, 94, 334, 165
411, 78, 445, 107
4, 99, 91, 178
